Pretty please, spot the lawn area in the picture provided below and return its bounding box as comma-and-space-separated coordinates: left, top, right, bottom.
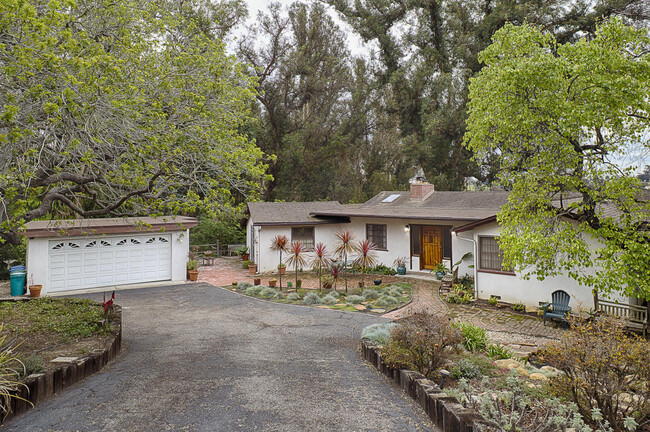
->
0, 298, 114, 378
229, 282, 412, 313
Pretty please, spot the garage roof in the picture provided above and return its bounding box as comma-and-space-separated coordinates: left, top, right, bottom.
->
21, 216, 198, 238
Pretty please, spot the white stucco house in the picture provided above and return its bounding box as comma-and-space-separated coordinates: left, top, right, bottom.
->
246, 181, 640, 310
21, 216, 198, 296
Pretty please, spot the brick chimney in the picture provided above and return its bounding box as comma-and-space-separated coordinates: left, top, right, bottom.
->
410, 178, 435, 200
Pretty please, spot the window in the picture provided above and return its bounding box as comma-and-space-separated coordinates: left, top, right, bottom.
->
411, 225, 421, 256
291, 227, 314, 250
442, 227, 452, 259
366, 224, 387, 250
479, 236, 513, 273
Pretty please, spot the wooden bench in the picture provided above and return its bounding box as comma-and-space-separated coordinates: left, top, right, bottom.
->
596, 299, 648, 337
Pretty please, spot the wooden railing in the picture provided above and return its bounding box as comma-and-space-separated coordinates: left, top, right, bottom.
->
594, 297, 648, 336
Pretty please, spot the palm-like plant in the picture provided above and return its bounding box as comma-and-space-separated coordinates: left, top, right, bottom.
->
270, 235, 289, 289
353, 239, 378, 288
334, 230, 357, 292
286, 241, 309, 289
311, 242, 330, 293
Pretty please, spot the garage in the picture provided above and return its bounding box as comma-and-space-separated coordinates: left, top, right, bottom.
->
22, 217, 198, 295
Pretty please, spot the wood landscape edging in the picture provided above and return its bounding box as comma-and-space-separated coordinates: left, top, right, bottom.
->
2, 306, 123, 424
361, 338, 487, 432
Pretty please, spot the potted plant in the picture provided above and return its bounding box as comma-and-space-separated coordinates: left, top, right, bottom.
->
270, 235, 289, 289
434, 262, 447, 280
248, 262, 258, 275
242, 259, 252, 269
393, 257, 408, 275
269, 278, 277, 288
296, 279, 302, 288
277, 263, 286, 275
236, 245, 249, 261
28, 275, 42, 297
187, 258, 199, 281
254, 278, 261, 285
373, 278, 382, 286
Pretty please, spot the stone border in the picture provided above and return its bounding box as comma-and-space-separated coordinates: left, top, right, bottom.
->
361, 339, 487, 432
2, 306, 122, 424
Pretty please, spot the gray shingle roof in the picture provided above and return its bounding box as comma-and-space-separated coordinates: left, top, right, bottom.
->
310, 191, 511, 221
247, 201, 342, 225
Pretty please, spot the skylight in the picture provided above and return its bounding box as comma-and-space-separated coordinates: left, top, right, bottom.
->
381, 194, 401, 203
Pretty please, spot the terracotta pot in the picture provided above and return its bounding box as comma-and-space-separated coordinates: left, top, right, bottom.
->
187, 270, 199, 281
269, 280, 277, 288
248, 264, 258, 275
253, 278, 261, 285
278, 266, 286, 275
241, 253, 249, 261
29, 285, 42, 298
323, 282, 332, 289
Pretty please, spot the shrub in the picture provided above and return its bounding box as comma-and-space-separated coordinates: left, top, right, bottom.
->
347, 295, 365, 304
486, 344, 513, 360
321, 294, 338, 305
361, 322, 397, 346
362, 289, 380, 300
449, 374, 608, 432
237, 281, 253, 290
374, 295, 399, 308
245, 285, 263, 296
259, 287, 280, 299
381, 286, 402, 298
21, 354, 44, 377
488, 296, 499, 306
241, 260, 252, 269
512, 302, 526, 312
544, 315, 650, 430
303, 293, 321, 305
382, 313, 462, 379
453, 322, 488, 352
372, 264, 397, 275
450, 358, 484, 380
286, 292, 301, 301
447, 287, 474, 304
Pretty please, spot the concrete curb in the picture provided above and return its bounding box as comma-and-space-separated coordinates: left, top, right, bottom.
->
3, 306, 123, 424
361, 339, 487, 432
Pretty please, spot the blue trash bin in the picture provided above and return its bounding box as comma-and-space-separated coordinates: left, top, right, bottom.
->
10, 271, 26, 296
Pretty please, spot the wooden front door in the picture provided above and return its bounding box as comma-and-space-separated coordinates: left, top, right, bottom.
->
421, 227, 442, 270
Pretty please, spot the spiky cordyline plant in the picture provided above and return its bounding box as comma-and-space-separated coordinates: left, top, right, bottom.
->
311, 243, 330, 293
330, 264, 342, 290
286, 241, 309, 289
334, 230, 358, 292
270, 235, 289, 289
353, 239, 379, 288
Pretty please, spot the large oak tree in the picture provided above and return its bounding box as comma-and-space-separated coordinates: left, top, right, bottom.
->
0, 0, 266, 244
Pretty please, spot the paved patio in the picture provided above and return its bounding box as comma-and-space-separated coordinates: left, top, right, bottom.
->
198, 257, 566, 356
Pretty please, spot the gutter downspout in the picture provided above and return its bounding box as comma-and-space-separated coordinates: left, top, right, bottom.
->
454, 231, 479, 300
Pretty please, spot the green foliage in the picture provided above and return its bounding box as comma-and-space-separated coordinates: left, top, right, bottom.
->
488, 296, 499, 306
0, 0, 265, 244
287, 282, 293, 288
244, 285, 263, 296
303, 292, 321, 305
544, 316, 650, 429
237, 281, 253, 290
381, 286, 402, 298
286, 292, 301, 301
347, 295, 364, 304
241, 260, 252, 269
453, 322, 488, 352
372, 264, 397, 275
0, 330, 29, 416
361, 323, 396, 346
259, 287, 280, 299
186, 259, 199, 271
0, 299, 107, 340
486, 344, 513, 360
321, 294, 338, 305
361, 289, 380, 300
189, 214, 245, 247
512, 303, 526, 312
450, 359, 484, 380
447, 286, 474, 304
383, 313, 462, 379
464, 19, 650, 300
0, 242, 25, 280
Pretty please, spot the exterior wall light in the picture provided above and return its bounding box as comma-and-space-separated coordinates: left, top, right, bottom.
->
404, 224, 410, 232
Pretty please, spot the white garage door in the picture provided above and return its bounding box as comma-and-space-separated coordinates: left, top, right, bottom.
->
48, 234, 172, 292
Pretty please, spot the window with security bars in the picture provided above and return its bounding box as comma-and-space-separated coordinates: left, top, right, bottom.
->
366, 224, 387, 250
291, 227, 314, 250
479, 236, 513, 273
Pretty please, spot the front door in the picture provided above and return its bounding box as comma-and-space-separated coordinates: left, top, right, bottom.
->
421, 227, 442, 270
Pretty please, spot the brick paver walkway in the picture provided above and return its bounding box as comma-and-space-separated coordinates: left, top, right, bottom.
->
201, 258, 564, 356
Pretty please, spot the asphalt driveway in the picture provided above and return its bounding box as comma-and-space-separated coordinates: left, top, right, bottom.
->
7, 283, 435, 431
